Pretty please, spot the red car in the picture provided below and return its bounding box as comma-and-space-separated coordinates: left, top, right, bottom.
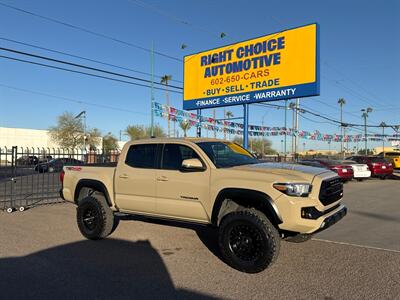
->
299, 159, 354, 181
346, 156, 393, 179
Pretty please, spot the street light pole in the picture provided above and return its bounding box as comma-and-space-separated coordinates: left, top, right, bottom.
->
75, 111, 86, 150
380, 122, 386, 156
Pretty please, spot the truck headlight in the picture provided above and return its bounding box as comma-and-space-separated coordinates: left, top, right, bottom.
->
273, 183, 312, 197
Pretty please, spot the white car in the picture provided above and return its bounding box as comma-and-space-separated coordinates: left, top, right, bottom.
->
342, 160, 371, 181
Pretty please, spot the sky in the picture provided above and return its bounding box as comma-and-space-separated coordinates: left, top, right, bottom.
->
0, 0, 399, 151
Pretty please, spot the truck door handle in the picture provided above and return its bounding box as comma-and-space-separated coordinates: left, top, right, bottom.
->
156, 176, 168, 182
119, 174, 129, 179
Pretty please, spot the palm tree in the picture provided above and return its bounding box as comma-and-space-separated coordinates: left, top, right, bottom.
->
226, 111, 234, 140
338, 98, 346, 156
179, 120, 191, 137
161, 75, 173, 137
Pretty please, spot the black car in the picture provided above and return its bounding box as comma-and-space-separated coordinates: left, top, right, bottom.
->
16, 155, 38, 166
35, 158, 84, 173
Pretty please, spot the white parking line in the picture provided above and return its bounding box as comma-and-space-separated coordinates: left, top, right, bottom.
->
312, 238, 400, 254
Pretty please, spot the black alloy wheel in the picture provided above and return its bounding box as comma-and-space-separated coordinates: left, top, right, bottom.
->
77, 196, 118, 240
228, 222, 264, 262
82, 206, 98, 231
218, 208, 280, 273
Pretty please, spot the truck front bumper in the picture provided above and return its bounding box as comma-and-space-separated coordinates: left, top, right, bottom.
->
312, 205, 347, 234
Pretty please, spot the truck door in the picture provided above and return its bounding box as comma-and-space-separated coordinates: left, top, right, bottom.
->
114, 143, 158, 214
155, 143, 210, 222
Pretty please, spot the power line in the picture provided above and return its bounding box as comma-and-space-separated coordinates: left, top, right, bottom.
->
0, 1, 182, 62
324, 61, 388, 107
0, 37, 183, 83
0, 83, 150, 116
0, 46, 183, 90
0, 54, 183, 94
255, 102, 399, 128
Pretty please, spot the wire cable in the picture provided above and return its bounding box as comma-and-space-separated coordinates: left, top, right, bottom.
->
0, 2, 182, 62
0, 37, 183, 83
0, 54, 183, 94
0, 46, 183, 90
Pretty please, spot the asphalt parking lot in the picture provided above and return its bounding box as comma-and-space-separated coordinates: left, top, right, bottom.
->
0, 177, 399, 299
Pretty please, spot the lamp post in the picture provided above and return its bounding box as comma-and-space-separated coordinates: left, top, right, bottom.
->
361, 107, 373, 155
75, 111, 86, 151
380, 122, 386, 156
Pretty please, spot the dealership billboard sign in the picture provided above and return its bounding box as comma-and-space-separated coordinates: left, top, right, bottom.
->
183, 23, 319, 110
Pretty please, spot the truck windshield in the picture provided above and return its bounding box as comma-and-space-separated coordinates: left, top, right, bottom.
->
196, 141, 259, 168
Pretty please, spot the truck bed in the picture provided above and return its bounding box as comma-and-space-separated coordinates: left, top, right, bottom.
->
62, 165, 116, 204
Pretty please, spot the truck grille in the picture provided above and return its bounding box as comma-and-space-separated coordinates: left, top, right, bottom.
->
319, 177, 343, 206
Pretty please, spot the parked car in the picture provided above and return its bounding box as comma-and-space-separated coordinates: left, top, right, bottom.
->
340, 160, 371, 181
346, 156, 393, 179
16, 155, 38, 166
60, 138, 347, 273
299, 159, 354, 181
376, 151, 400, 169
35, 158, 84, 173
38, 155, 53, 163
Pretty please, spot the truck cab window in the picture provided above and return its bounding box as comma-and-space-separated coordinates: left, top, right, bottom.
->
162, 144, 200, 170
125, 144, 157, 168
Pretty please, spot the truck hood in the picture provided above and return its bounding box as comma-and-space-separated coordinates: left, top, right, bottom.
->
231, 162, 333, 181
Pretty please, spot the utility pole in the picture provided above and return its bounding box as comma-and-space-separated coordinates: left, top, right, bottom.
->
380, 122, 386, 156
361, 107, 373, 155
338, 98, 346, 158
289, 102, 296, 155
83, 111, 87, 151
150, 42, 155, 137
284, 100, 287, 158
295, 98, 299, 158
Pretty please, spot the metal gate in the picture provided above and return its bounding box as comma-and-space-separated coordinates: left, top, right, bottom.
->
0, 146, 120, 212
0, 146, 119, 212
0, 146, 64, 212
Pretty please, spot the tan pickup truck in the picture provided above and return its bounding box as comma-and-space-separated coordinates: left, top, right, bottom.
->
61, 138, 346, 273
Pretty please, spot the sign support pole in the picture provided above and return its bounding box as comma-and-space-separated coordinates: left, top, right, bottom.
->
150, 41, 155, 137
197, 109, 202, 137
243, 104, 249, 149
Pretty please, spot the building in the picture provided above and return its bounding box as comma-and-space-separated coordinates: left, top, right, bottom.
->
0, 127, 58, 149
298, 149, 339, 156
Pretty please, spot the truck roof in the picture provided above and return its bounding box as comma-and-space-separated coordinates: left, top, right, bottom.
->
127, 137, 229, 144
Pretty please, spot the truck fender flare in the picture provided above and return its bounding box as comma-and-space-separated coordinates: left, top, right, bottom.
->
211, 188, 282, 226
74, 179, 112, 207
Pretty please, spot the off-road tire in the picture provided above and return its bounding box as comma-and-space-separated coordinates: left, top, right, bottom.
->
218, 208, 280, 273
77, 196, 118, 240
285, 233, 312, 243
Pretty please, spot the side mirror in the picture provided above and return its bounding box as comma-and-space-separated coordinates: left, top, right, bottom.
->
181, 158, 205, 171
